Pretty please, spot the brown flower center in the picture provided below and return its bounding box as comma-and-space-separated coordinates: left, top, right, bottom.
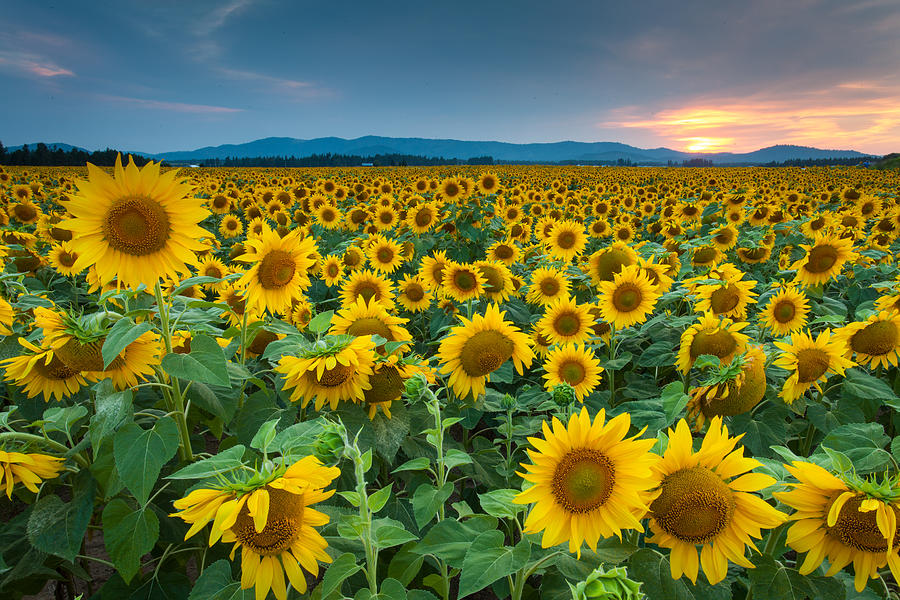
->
651, 466, 735, 544
233, 487, 305, 555
551, 449, 615, 514
804, 245, 838, 274
102, 196, 172, 256
796, 348, 830, 383
459, 330, 514, 377
258, 250, 296, 289
850, 320, 898, 357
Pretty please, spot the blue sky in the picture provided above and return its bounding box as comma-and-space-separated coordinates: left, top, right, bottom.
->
2, 0, 899, 154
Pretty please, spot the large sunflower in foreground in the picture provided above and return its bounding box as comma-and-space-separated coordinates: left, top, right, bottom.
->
438, 303, 534, 399
237, 228, 318, 316
513, 407, 658, 556
790, 233, 858, 287
833, 310, 900, 369
646, 417, 786, 584
61, 155, 211, 289
676, 313, 749, 374
1, 450, 64, 499
172, 456, 338, 600
596, 264, 660, 329
774, 461, 900, 593
773, 328, 855, 403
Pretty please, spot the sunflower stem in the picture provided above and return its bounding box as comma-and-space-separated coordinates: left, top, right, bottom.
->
348, 437, 379, 595
607, 325, 618, 406
154, 281, 194, 463
763, 522, 786, 556
0, 431, 90, 469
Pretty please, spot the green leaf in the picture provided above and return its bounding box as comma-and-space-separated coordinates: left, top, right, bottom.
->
636, 342, 676, 367
160, 334, 230, 386
307, 310, 334, 334
103, 499, 159, 583
102, 318, 152, 369
843, 369, 899, 403
478, 489, 524, 520
186, 382, 238, 424
388, 541, 425, 587
413, 516, 499, 567
661, 381, 690, 426
90, 383, 133, 454
444, 448, 473, 470
188, 559, 252, 600
627, 548, 695, 600
166, 445, 245, 480
747, 555, 844, 600
391, 457, 431, 473
457, 530, 531, 598
821, 422, 891, 473
318, 552, 361, 599
379, 578, 410, 600
114, 418, 180, 505
41, 405, 88, 436
27, 472, 95, 562
371, 401, 410, 461
272, 420, 323, 455
250, 419, 279, 453
368, 484, 393, 513
411, 482, 454, 529
373, 517, 418, 548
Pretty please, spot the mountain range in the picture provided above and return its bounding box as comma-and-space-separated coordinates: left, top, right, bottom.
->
8, 137, 874, 165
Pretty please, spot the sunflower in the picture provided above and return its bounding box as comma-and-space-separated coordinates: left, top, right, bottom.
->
526, 267, 571, 306
341, 245, 366, 271
339, 269, 395, 308
320, 255, 344, 287
537, 296, 596, 346
486, 238, 520, 266
476, 260, 514, 303
790, 234, 858, 287
759, 286, 809, 336
237, 228, 318, 316
0, 296, 13, 335
596, 265, 659, 329
773, 328, 855, 403
276, 335, 377, 410
61, 155, 210, 289
10, 199, 42, 225
362, 359, 426, 419
314, 203, 342, 229
172, 456, 338, 600
197, 255, 230, 291
365, 235, 405, 274
692, 268, 757, 320
47, 242, 82, 277
833, 310, 900, 369
208, 192, 232, 215
0, 338, 86, 402
676, 313, 750, 374
219, 215, 244, 239
541, 343, 603, 402
442, 261, 486, 303
544, 220, 587, 262
646, 417, 786, 584
513, 407, 658, 555
438, 303, 534, 399
439, 178, 464, 201
774, 461, 900, 593
419, 251, 450, 290
329, 297, 412, 348
686, 345, 767, 429
587, 242, 638, 285
217, 284, 259, 327
397, 275, 433, 312
406, 202, 439, 234
0, 451, 64, 499
710, 224, 739, 251
372, 205, 398, 230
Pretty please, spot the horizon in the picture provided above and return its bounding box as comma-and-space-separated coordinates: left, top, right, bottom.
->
2, 1, 899, 155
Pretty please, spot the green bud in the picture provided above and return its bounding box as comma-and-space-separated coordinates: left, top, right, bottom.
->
314, 421, 345, 465
570, 565, 643, 600
552, 382, 577, 407
404, 372, 428, 401
501, 393, 517, 410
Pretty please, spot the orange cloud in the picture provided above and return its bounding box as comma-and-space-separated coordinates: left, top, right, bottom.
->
601, 83, 900, 155
0, 52, 74, 77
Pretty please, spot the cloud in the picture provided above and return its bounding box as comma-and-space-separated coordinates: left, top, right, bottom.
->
98, 94, 243, 114
217, 68, 335, 99
191, 0, 256, 60
0, 51, 74, 77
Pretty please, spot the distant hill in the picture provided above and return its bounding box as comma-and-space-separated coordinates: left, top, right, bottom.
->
7, 142, 90, 153
148, 136, 871, 165
873, 153, 900, 170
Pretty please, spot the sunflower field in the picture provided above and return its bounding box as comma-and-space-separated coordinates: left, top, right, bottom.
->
2, 158, 900, 600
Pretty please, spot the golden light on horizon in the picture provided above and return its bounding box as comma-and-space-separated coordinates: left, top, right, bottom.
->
680, 137, 734, 153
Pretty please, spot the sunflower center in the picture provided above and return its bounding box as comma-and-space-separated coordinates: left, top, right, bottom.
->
850, 320, 898, 356
102, 196, 172, 256
376, 247, 394, 264
248, 330, 278, 356
258, 250, 296, 289
35, 353, 81, 380
56, 337, 124, 371
51, 227, 73, 241
551, 449, 615, 513
796, 348, 830, 383
326, 263, 340, 278
612, 284, 642, 312
347, 317, 394, 340
559, 360, 587, 385
405, 284, 425, 302
651, 466, 735, 544
773, 300, 796, 323
553, 312, 582, 337
539, 278, 561, 297
233, 488, 305, 555
479, 266, 503, 294
14, 204, 37, 221
495, 244, 513, 259
593, 249, 632, 282
693, 247, 718, 264
204, 265, 223, 278
453, 270, 478, 292
58, 251, 77, 268
826, 495, 897, 553
363, 365, 405, 406
805, 245, 838, 274
226, 219, 239, 230
444, 183, 459, 197
316, 363, 354, 387
709, 285, 740, 314
715, 231, 734, 246
354, 283, 380, 304
690, 329, 738, 361
556, 231, 577, 249
459, 330, 514, 377
415, 208, 433, 227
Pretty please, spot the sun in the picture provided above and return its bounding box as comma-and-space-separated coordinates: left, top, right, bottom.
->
681, 137, 733, 153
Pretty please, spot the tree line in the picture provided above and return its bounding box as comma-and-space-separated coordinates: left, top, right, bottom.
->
195, 153, 496, 167
0, 142, 158, 167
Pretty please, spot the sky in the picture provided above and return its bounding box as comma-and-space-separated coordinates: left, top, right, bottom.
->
2, 0, 899, 155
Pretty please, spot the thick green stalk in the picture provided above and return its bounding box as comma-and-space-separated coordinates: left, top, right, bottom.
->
154, 282, 194, 462
352, 448, 379, 595
0, 431, 90, 469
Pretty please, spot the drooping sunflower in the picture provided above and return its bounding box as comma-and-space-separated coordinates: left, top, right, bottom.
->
397, 274, 433, 312
586, 242, 638, 285
596, 265, 660, 329
406, 201, 439, 234
513, 408, 658, 555
438, 303, 534, 399
676, 313, 750, 374
790, 234, 858, 287
774, 461, 900, 593
219, 215, 244, 239
419, 250, 451, 290
442, 261, 486, 303
476, 260, 515, 303
172, 456, 339, 600
759, 286, 809, 336
773, 328, 855, 403
61, 155, 211, 289
237, 228, 318, 316
833, 310, 900, 369
365, 235, 405, 274
689, 264, 757, 320
686, 344, 767, 429
0, 338, 86, 402
276, 335, 377, 410
329, 297, 412, 348
537, 296, 596, 346
526, 267, 571, 306
646, 417, 786, 585
541, 343, 604, 402
0, 450, 64, 499
544, 219, 587, 262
